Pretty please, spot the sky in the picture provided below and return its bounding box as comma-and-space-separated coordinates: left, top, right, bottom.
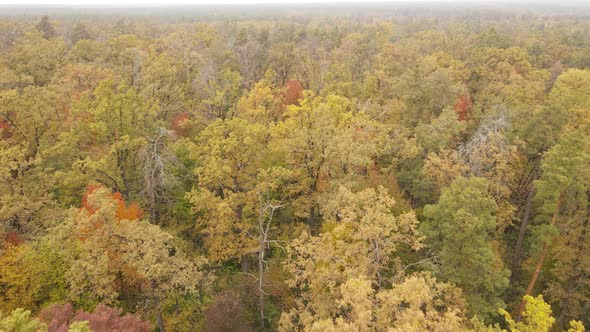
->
0, 0, 450, 5
0, 0, 584, 5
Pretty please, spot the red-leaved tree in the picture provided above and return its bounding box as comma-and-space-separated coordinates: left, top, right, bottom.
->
454, 95, 473, 121
81, 184, 143, 220
40, 303, 151, 332
284, 79, 303, 106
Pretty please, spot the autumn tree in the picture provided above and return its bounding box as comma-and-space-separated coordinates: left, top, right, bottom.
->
0, 238, 69, 314
499, 295, 585, 332
188, 117, 270, 264
40, 303, 151, 332
140, 50, 186, 122
279, 186, 472, 330
236, 70, 285, 124
53, 187, 208, 331
267, 42, 296, 86
517, 131, 590, 325
199, 67, 243, 120
271, 94, 389, 233
0, 86, 64, 234
55, 79, 159, 202
5, 31, 66, 87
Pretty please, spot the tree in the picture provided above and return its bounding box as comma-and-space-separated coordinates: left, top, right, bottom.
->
0, 86, 64, 234
0, 239, 69, 314
283, 79, 303, 106
395, 55, 460, 127
6, 31, 66, 86
236, 70, 285, 124
253, 201, 284, 329
512, 69, 590, 320
500, 295, 585, 332
57, 79, 159, 201
40, 303, 151, 332
36, 16, 57, 39
202, 292, 254, 332
501, 295, 554, 332
422, 177, 510, 319
138, 128, 183, 223
280, 273, 467, 332
0, 308, 46, 332
267, 42, 296, 86
70, 23, 91, 44
467, 47, 546, 112
546, 193, 590, 331
56, 187, 208, 331
139, 51, 186, 122
517, 131, 589, 318
457, 108, 524, 232
279, 186, 428, 330
68, 40, 104, 64
415, 107, 467, 154
104, 35, 142, 87
188, 117, 270, 264
271, 94, 389, 234
234, 31, 266, 89
200, 67, 243, 120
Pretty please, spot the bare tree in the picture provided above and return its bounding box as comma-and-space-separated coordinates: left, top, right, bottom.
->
243, 200, 284, 330
139, 127, 181, 223
457, 106, 512, 176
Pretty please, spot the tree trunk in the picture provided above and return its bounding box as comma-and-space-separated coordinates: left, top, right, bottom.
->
516, 199, 561, 320
155, 295, 165, 332
511, 185, 536, 283
258, 241, 265, 330
156, 310, 165, 332
240, 254, 251, 273
557, 280, 574, 332
308, 205, 317, 236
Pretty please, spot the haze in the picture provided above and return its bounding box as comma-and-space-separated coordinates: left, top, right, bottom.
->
1, 0, 589, 6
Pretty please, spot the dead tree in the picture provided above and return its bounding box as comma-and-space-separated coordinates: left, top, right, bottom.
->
243, 201, 284, 330
139, 127, 181, 223
457, 106, 512, 177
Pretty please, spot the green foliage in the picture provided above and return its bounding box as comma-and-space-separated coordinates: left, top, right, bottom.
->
6, 31, 66, 86
422, 177, 510, 319
0, 308, 47, 332
68, 321, 91, 332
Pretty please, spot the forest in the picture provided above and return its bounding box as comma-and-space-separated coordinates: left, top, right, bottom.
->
0, 2, 589, 331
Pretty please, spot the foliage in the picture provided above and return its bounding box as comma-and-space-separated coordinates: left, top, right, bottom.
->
2, 6, 590, 331
422, 177, 510, 319
40, 303, 151, 332
0, 308, 47, 332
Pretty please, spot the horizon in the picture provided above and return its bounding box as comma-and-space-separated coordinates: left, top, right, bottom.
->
1, 0, 590, 7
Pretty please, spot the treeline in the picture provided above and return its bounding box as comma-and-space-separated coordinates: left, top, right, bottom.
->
0, 7, 589, 331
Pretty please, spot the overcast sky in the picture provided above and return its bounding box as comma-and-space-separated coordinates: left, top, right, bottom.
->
0, 0, 585, 5
0, 0, 442, 5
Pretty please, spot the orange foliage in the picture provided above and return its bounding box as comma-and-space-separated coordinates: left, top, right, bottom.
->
0, 118, 12, 140
4, 231, 24, 246
284, 79, 303, 106
112, 192, 144, 220
454, 95, 472, 121
81, 184, 102, 215
81, 185, 143, 220
170, 111, 192, 137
